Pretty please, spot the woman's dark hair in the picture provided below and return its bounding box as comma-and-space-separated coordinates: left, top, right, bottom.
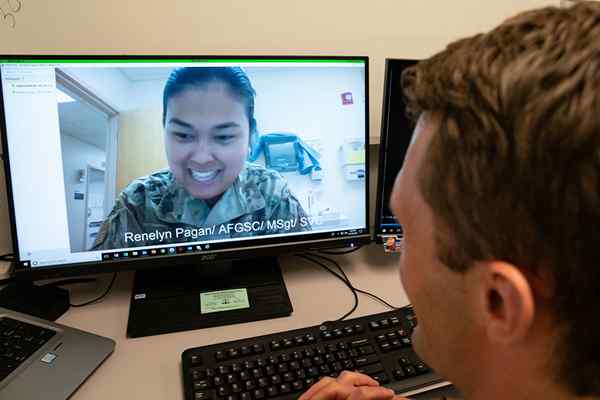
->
162, 67, 258, 151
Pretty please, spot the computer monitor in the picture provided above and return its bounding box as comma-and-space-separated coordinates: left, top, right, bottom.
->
374, 58, 418, 242
0, 55, 371, 336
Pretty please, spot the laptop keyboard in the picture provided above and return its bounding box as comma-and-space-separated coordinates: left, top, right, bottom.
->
0, 317, 56, 381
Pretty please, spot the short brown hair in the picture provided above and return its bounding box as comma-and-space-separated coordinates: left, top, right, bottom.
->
402, 1, 600, 395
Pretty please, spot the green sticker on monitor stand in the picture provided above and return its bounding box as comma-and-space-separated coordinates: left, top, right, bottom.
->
200, 288, 250, 314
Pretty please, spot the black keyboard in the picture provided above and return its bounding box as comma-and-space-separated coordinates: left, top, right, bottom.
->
182, 307, 447, 400
0, 317, 56, 381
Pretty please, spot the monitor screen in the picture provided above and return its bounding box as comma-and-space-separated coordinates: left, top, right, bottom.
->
374, 58, 418, 240
0, 56, 370, 278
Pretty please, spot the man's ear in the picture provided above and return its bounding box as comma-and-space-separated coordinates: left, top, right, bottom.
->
475, 261, 535, 345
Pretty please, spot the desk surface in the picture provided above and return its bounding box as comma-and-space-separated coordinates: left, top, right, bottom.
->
56, 244, 405, 400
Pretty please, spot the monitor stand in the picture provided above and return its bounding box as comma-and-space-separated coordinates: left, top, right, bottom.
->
126, 256, 293, 338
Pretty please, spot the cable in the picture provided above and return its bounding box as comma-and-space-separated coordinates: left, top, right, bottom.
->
317, 245, 363, 255
0, 277, 16, 285
0, 253, 15, 262
296, 254, 358, 323
352, 287, 400, 310
308, 252, 402, 310
70, 273, 117, 307
42, 278, 97, 288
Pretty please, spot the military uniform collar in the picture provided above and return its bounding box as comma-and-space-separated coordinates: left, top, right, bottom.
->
156, 165, 267, 227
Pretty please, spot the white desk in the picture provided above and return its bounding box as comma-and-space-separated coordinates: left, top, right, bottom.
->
56, 244, 456, 399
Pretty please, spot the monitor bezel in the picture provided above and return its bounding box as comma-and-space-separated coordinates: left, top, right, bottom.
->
0, 54, 371, 280
374, 58, 418, 242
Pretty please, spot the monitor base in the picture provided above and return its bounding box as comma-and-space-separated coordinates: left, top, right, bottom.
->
0, 282, 70, 321
126, 256, 293, 338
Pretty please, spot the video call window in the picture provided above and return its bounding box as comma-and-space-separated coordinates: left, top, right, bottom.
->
0, 58, 368, 267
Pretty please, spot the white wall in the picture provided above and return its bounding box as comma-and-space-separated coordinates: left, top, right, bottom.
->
60, 134, 106, 253
249, 66, 366, 229
61, 68, 132, 111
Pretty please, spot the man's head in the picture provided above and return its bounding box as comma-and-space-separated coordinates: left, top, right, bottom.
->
391, 2, 600, 396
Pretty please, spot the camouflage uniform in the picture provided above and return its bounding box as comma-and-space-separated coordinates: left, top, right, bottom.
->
92, 163, 311, 250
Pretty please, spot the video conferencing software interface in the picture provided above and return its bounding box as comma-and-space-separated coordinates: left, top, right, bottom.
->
0, 57, 369, 270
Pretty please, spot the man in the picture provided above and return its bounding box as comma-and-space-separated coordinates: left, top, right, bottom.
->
300, 2, 600, 399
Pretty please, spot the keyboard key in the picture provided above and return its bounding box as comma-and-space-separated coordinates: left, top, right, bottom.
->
231, 383, 243, 393
239, 371, 250, 381
227, 349, 240, 358
219, 365, 231, 374
251, 368, 263, 379
404, 365, 416, 376
282, 372, 295, 382
194, 390, 214, 400
270, 341, 281, 351
193, 380, 211, 390
379, 343, 391, 352
257, 377, 269, 388
240, 392, 252, 400
354, 355, 379, 367
266, 386, 278, 397
372, 372, 390, 384
278, 383, 291, 394
232, 363, 243, 373
415, 362, 429, 374
252, 344, 265, 354
356, 363, 384, 375
350, 338, 370, 348
393, 369, 405, 380
191, 369, 205, 380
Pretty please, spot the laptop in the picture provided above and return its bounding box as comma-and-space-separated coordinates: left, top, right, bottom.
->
0, 307, 115, 400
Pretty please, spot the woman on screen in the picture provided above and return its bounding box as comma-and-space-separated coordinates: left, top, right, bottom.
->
92, 67, 310, 250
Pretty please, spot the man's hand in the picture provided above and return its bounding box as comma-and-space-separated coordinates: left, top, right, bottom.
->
298, 371, 406, 400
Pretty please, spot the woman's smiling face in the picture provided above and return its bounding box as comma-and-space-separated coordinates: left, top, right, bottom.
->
164, 82, 250, 204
